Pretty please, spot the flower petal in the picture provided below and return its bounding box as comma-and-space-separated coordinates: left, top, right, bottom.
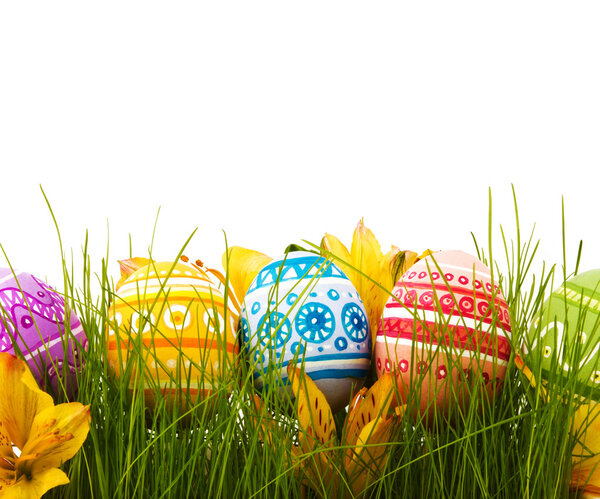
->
349, 220, 389, 346
296, 448, 341, 498
0, 353, 54, 451
355, 418, 395, 454
571, 401, 600, 493
388, 249, 416, 286
363, 246, 402, 343
514, 355, 536, 387
286, 366, 345, 496
581, 488, 600, 498
320, 233, 354, 283
322, 223, 385, 347
348, 417, 395, 495
322, 221, 430, 353
365, 248, 433, 345
345, 372, 401, 447
0, 443, 16, 492
250, 395, 279, 448
382, 247, 403, 289
288, 366, 336, 448
1, 466, 69, 499
19, 403, 90, 473
1, 409, 16, 486
116, 257, 151, 290
514, 356, 600, 493
350, 219, 383, 297
222, 247, 272, 303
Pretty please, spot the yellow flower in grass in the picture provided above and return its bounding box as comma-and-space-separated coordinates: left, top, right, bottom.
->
515, 355, 600, 497
0, 353, 90, 499
321, 219, 430, 348
255, 365, 404, 498
221, 247, 273, 305
116, 256, 153, 290
571, 402, 600, 498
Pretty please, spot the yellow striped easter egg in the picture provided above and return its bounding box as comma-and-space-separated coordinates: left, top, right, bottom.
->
106, 258, 238, 411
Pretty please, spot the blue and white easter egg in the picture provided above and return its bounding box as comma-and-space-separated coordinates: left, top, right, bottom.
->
240, 251, 371, 413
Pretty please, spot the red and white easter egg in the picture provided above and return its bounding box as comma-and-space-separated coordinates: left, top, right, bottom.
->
375, 250, 512, 418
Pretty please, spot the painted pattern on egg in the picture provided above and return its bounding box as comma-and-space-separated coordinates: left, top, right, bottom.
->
106, 260, 238, 409
525, 269, 600, 400
0, 268, 87, 395
240, 251, 371, 413
376, 250, 512, 416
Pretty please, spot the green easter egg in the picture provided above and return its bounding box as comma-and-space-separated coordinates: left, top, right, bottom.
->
526, 269, 600, 400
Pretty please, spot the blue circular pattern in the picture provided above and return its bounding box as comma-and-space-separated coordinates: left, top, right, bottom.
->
257, 312, 291, 348
286, 293, 298, 306
239, 317, 250, 343
290, 341, 305, 356
341, 303, 369, 342
334, 337, 348, 351
327, 289, 340, 301
251, 301, 261, 315
294, 302, 335, 343
254, 349, 265, 365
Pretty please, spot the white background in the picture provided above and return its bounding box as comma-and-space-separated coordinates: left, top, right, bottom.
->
1, 2, 599, 292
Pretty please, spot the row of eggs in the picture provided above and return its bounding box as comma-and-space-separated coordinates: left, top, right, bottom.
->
3, 250, 600, 418
103, 250, 518, 415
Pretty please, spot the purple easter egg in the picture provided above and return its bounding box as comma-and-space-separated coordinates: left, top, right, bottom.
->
0, 268, 87, 395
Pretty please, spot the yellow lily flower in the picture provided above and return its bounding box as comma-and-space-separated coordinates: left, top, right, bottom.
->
116, 257, 152, 290
571, 401, 600, 496
0, 353, 90, 499
515, 355, 600, 496
285, 365, 404, 498
221, 246, 273, 305
321, 219, 429, 348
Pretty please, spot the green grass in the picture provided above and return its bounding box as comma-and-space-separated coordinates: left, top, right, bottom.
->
2, 186, 598, 498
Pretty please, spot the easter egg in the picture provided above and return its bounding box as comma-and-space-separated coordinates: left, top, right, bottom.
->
523, 270, 600, 491
240, 251, 371, 413
106, 260, 238, 410
524, 269, 600, 399
375, 250, 512, 418
0, 268, 87, 395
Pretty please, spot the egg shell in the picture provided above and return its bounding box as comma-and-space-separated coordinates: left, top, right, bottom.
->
0, 268, 87, 395
525, 269, 600, 399
375, 250, 512, 418
523, 270, 600, 490
106, 260, 238, 410
240, 251, 371, 413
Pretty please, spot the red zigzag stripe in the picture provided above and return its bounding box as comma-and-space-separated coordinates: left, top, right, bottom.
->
378, 317, 511, 361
